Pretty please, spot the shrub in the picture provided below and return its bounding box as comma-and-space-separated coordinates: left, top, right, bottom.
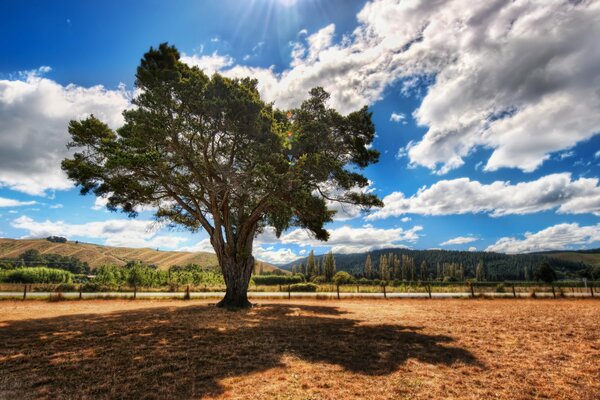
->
253, 274, 303, 285
0, 267, 73, 284
289, 283, 318, 292
311, 275, 327, 284
357, 278, 373, 285
495, 283, 506, 293
333, 271, 356, 285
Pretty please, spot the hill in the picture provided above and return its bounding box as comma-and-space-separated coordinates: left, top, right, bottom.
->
0, 238, 283, 272
281, 248, 589, 280
533, 249, 600, 267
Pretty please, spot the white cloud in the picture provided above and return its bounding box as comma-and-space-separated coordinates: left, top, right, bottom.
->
440, 236, 478, 246
486, 223, 600, 254
49, 203, 63, 209
257, 224, 422, 254
368, 173, 600, 219
468, 246, 477, 252
11, 215, 187, 249
178, 238, 214, 253
400, 217, 411, 223
0, 197, 36, 207
0, 69, 129, 195
180, 0, 600, 173
180, 52, 234, 75
390, 112, 406, 124
253, 246, 301, 265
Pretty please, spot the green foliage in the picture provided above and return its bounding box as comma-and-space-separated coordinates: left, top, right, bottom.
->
0, 267, 73, 284
495, 283, 506, 293
534, 262, 557, 283
333, 271, 355, 285
285, 248, 588, 281
252, 274, 303, 285
289, 283, 318, 292
323, 251, 336, 282
46, 236, 67, 243
61, 43, 382, 306
0, 249, 90, 274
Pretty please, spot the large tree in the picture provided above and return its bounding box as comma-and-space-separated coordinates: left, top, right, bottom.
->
62, 43, 382, 307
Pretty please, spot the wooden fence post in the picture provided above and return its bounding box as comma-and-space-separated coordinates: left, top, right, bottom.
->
79, 285, 83, 300
23, 284, 27, 300
512, 284, 516, 298
288, 285, 291, 300
337, 283, 340, 300
470, 283, 475, 298
427, 283, 432, 299
133, 284, 137, 300
551, 285, 556, 299
356, 284, 359, 293
383, 284, 387, 299
591, 284, 594, 297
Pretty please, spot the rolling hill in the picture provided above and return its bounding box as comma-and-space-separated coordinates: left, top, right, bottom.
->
0, 238, 283, 272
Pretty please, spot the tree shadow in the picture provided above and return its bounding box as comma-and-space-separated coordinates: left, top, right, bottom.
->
0, 303, 481, 398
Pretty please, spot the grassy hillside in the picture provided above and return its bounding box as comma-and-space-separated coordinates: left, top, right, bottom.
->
536, 250, 600, 267
0, 238, 282, 272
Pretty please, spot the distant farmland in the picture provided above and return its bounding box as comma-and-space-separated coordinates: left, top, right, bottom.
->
0, 238, 282, 272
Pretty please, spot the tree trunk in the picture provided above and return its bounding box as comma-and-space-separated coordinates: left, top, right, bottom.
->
216, 254, 254, 308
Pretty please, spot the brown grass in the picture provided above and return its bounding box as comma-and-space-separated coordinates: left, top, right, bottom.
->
0, 299, 598, 399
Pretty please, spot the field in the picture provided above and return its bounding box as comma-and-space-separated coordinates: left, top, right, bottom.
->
0, 238, 282, 272
0, 299, 598, 399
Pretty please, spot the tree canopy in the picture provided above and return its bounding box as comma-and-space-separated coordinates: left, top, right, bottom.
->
61, 43, 382, 307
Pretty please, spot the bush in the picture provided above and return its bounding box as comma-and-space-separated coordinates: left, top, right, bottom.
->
311, 275, 327, 284
495, 283, 506, 293
357, 278, 373, 285
333, 271, 356, 285
0, 267, 73, 284
289, 283, 318, 292
253, 274, 303, 285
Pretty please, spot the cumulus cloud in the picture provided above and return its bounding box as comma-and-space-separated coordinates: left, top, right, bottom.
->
253, 246, 301, 265
180, 0, 600, 173
257, 224, 422, 254
368, 173, 600, 219
0, 68, 129, 195
11, 215, 187, 249
390, 112, 406, 124
486, 223, 600, 254
0, 197, 36, 207
440, 236, 478, 246
180, 52, 234, 75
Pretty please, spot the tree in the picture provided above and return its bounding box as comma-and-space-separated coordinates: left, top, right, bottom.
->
333, 271, 355, 285
306, 250, 317, 280
534, 262, 557, 283
61, 44, 382, 307
364, 254, 373, 279
475, 259, 486, 282
419, 260, 428, 281
379, 254, 388, 281
323, 251, 336, 282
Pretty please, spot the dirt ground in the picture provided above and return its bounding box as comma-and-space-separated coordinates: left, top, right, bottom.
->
0, 298, 598, 399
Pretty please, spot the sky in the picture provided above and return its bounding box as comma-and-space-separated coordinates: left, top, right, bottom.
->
1, 0, 600, 265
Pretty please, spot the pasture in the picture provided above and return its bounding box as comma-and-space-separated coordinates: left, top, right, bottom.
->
0, 299, 598, 399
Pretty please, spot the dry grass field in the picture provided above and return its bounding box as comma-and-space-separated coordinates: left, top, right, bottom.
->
0, 299, 598, 399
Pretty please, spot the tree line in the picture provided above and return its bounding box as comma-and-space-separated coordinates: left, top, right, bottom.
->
284, 248, 592, 281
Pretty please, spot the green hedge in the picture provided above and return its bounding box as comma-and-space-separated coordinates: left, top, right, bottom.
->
253, 274, 304, 285
289, 283, 318, 292
0, 267, 73, 284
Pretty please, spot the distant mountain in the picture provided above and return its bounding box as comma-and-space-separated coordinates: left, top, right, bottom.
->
281, 248, 590, 280
0, 238, 283, 272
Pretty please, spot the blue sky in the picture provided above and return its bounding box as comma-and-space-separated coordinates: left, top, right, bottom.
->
1, 0, 600, 264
